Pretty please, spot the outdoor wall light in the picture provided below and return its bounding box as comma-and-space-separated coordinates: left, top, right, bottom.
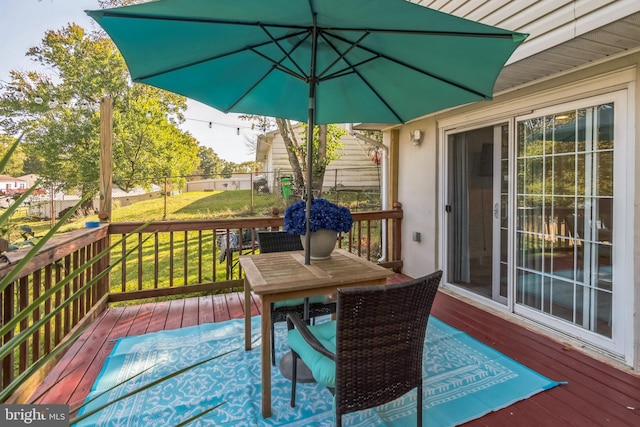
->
410, 130, 423, 146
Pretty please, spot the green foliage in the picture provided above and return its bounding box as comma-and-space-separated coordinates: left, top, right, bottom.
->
299, 123, 347, 166
195, 146, 224, 178
0, 135, 26, 176
0, 23, 199, 199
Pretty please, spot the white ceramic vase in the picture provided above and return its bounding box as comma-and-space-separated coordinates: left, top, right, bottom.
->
300, 228, 337, 260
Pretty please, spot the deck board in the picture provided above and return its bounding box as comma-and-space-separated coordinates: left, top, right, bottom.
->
430, 291, 640, 426
30, 274, 640, 426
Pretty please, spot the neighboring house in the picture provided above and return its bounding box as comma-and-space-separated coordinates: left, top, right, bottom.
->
0, 174, 28, 194
186, 174, 252, 192
256, 123, 380, 194
362, 1, 640, 370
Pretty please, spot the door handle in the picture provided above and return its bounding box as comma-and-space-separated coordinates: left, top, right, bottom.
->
494, 203, 499, 219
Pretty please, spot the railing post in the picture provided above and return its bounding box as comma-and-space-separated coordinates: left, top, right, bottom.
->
99, 97, 113, 223
97, 233, 110, 301
250, 171, 254, 214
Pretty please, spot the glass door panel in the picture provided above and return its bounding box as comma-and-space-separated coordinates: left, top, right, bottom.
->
447, 125, 507, 303
516, 103, 614, 338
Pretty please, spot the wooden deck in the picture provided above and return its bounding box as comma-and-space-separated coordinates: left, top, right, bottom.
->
33, 274, 640, 426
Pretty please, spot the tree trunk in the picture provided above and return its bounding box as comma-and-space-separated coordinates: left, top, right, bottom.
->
276, 118, 305, 191
313, 125, 328, 192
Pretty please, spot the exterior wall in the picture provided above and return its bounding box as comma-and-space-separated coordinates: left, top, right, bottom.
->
394, 116, 440, 278
258, 124, 380, 192
393, 52, 639, 369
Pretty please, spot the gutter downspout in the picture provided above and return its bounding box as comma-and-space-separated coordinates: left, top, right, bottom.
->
346, 124, 388, 263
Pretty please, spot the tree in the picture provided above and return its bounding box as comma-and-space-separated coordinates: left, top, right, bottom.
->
232, 161, 261, 174
111, 84, 197, 191
0, 23, 199, 205
194, 146, 224, 179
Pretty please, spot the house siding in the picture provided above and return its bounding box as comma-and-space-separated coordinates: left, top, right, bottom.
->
258, 125, 380, 193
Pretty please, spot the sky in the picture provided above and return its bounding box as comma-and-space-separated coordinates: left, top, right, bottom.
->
0, 0, 256, 164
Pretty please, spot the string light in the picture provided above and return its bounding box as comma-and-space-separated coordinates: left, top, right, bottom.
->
185, 116, 253, 132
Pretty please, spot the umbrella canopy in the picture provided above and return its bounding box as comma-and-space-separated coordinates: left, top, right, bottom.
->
87, 0, 527, 263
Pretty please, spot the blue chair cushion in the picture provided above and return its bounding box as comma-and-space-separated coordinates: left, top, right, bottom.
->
274, 295, 328, 309
287, 320, 337, 388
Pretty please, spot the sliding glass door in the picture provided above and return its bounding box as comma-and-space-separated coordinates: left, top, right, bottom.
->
516, 103, 614, 338
444, 91, 628, 357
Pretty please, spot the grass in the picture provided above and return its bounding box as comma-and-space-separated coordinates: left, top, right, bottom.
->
109, 190, 285, 222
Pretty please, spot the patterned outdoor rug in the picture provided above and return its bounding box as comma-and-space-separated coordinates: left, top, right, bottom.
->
76, 316, 563, 426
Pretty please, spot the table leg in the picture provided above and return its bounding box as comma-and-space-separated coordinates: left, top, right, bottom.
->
261, 297, 272, 418
244, 278, 251, 351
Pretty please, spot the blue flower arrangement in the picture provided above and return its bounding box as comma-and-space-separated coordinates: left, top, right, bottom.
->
284, 198, 353, 235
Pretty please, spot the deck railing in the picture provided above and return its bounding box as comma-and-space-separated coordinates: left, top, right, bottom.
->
0, 207, 402, 403
0, 226, 111, 403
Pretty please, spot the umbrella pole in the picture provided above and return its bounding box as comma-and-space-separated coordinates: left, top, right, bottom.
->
304, 15, 319, 266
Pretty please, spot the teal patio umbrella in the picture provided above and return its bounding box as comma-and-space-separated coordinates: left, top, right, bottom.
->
87, 0, 527, 264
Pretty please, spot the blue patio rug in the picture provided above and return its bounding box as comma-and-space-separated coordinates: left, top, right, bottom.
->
76, 316, 563, 426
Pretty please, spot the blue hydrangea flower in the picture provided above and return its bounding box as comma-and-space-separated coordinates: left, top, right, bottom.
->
283, 198, 353, 235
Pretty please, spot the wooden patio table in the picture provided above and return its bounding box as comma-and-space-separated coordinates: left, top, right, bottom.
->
239, 248, 393, 418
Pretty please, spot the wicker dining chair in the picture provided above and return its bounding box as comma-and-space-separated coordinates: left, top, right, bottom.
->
257, 231, 336, 365
286, 270, 442, 427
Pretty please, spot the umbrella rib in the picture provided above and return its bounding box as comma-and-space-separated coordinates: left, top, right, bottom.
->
326, 31, 490, 99
227, 34, 312, 111
331, 28, 516, 39
259, 24, 309, 80
319, 56, 379, 80
97, 11, 516, 40
249, 48, 306, 81
132, 31, 305, 82
224, 65, 279, 113
225, 30, 316, 112
316, 31, 370, 81
96, 11, 311, 30
317, 33, 403, 122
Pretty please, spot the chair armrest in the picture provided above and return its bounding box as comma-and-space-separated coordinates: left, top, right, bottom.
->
286, 313, 335, 361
